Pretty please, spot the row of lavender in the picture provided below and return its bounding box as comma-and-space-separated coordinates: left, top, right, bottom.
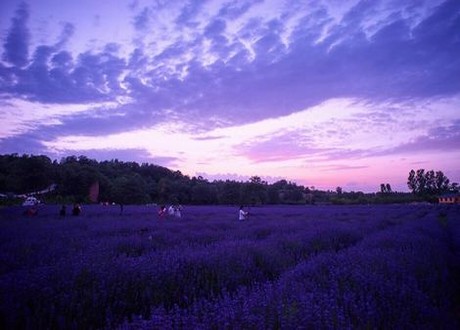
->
125, 205, 460, 329
1, 204, 459, 329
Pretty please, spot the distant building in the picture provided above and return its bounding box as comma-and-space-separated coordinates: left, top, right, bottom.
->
438, 193, 460, 204
89, 181, 100, 203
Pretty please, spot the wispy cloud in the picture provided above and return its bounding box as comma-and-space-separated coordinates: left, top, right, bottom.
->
2, 2, 30, 67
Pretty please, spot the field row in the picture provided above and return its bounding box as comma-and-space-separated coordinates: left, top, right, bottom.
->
0, 204, 459, 329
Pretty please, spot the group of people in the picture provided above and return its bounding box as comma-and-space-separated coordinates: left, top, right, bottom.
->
59, 204, 82, 217
158, 205, 250, 220
53, 203, 249, 220
158, 204, 182, 219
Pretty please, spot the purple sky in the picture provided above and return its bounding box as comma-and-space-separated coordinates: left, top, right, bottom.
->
0, 0, 459, 192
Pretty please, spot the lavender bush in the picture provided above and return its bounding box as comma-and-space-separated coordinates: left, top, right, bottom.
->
0, 204, 458, 329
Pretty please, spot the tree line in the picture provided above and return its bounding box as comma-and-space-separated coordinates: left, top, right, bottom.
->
0, 154, 307, 205
407, 169, 458, 197
0, 154, 457, 205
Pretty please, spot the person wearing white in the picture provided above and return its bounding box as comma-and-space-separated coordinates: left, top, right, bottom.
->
239, 206, 248, 221
174, 205, 182, 218
168, 205, 175, 216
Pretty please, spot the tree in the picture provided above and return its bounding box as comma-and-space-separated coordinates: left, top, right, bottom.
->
407, 170, 417, 194
111, 174, 150, 205
386, 183, 392, 193
242, 176, 268, 205
380, 183, 392, 194
157, 177, 172, 203
58, 161, 99, 202
216, 180, 241, 204
434, 171, 450, 193
408, 169, 456, 196
191, 182, 216, 204
0, 154, 54, 193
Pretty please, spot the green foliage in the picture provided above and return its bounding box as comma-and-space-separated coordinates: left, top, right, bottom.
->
112, 174, 150, 204
2, 154, 457, 205
57, 158, 100, 202
269, 180, 306, 204
407, 169, 458, 197
0, 154, 55, 193
215, 180, 241, 205
380, 183, 392, 194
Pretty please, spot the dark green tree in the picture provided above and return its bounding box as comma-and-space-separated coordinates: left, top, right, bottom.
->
386, 183, 392, 193
0, 154, 54, 193
241, 176, 268, 205
111, 174, 150, 205
191, 180, 217, 204
216, 180, 241, 204
380, 183, 392, 194
408, 169, 456, 196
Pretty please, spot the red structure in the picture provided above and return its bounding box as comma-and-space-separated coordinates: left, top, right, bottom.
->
438, 193, 460, 204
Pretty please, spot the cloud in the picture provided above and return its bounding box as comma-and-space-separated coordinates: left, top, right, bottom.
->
54, 22, 75, 49
2, 2, 30, 67
375, 121, 460, 156
0, 132, 48, 156
2, 0, 459, 125
176, 1, 207, 26
0, 97, 127, 141
0, 134, 177, 167
217, 0, 258, 20
204, 18, 227, 37
325, 0, 460, 99
133, 7, 150, 31
238, 131, 324, 163
192, 135, 225, 141
319, 164, 370, 172
45, 101, 166, 137
1, 44, 127, 103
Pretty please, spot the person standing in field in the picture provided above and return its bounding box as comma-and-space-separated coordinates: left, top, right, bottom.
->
59, 205, 66, 217
168, 205, 175, 217
239, 205, 248, 221
174, 204, 182, 218
72, 203, 81, 216
158, 205, 167, 218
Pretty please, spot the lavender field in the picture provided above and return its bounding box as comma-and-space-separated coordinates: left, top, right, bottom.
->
1, 204, 459, 329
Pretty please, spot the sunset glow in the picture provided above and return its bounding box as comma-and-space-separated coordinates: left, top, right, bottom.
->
1, 0, 459, 191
